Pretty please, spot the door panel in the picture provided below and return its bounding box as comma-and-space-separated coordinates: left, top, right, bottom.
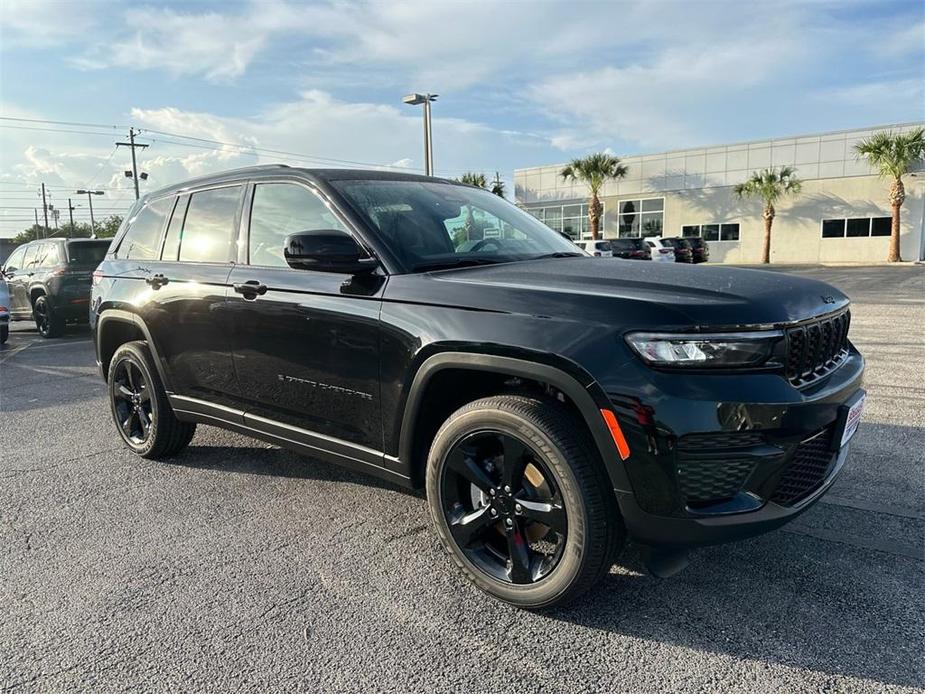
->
137, 261, 239, 404
227, 265, 384, 450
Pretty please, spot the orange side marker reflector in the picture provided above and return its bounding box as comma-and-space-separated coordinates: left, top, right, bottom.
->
601, 409, 631, 461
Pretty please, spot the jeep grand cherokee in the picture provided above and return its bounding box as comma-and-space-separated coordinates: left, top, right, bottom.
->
91, 166, 865, 608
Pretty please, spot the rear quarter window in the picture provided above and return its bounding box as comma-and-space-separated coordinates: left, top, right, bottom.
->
116, 197, 174, 260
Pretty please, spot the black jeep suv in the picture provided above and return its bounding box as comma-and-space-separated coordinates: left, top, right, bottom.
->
2, 238, 110, 337
91, 166, 865, 608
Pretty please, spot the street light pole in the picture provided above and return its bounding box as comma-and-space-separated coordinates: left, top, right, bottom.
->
76, 189, 104, 235
402, 93, 438, 176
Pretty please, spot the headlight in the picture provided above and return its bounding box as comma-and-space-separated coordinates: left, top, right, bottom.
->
625, 331, 783, 368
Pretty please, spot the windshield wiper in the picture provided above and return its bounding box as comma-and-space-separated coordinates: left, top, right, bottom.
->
531, 251, 584, 260
411, 257, 507, 272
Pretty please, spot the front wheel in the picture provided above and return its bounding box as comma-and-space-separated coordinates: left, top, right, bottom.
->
426, 395, 624, 609
108, 341, 196, 459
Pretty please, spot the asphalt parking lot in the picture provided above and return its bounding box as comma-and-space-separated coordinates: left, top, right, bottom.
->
1, 266, 923, 693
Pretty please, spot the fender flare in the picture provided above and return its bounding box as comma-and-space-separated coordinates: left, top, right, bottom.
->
398, 351, 632, 493
96, 309, 172, 391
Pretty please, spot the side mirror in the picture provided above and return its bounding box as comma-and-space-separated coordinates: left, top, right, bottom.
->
283, 229, 377, 274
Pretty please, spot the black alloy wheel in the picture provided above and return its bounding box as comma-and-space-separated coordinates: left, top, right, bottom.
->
111, 357, 154, 446
440, 430, 568, 585
427, 395, 624, 609
107, 341, 196, 459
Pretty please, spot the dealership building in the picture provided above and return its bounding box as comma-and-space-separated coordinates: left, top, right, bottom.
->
514, 122, 925, 263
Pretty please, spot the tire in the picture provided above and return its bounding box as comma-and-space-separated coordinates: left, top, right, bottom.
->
107, 341, 196, 459
0, 325, 7, 344
33, 295, 64, 338
426, 394, 624, 609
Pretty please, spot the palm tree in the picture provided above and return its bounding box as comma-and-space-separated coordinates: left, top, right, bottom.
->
490, 172, 506, 198
458, 172, 487, 189
560, 153, 628, 240
734, 166, 802, 264
854, 128, 925, 262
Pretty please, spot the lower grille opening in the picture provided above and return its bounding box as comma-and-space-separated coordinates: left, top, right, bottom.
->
678, 458, 756, 507
771, 427, 836, 506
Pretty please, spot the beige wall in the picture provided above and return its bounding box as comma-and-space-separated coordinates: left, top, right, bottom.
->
597, 175, 924, 263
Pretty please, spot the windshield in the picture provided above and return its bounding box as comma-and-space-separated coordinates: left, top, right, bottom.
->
333, 179, 584, 272
67, 240, 110, 266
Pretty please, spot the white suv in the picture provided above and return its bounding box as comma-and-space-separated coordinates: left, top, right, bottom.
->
645, 238, 676, 263
574, 240, 613, 257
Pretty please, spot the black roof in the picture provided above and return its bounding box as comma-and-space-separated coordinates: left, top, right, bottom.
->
142, 164, 458, 203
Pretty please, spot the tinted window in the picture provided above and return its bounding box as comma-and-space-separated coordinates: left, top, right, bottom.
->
249, 183, 348, 267
67, 241, 110, 266
720, 223, 739, 241
611, 239, 633, 251
161, 196, 188, 261
594, 241, 612, 252
871, 217, 891, 237
4, 247, 25, 272
846, 218, 870, 237
22, 245, 39, 268
179, 186, 242, 263
701, 224, 720, 241
119, 197, 173, 260
35, 243, 64, 267
682, 225, 700, 237
822, 219, 845, 238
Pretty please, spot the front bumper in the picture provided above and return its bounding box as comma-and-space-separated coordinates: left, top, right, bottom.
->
603, 349, 864, 548
617, 443, 850, 547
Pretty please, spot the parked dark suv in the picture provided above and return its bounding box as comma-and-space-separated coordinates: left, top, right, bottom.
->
680, 236, 710, 263
661, 237, 694, 263
91, 166, 865, 608
2, 238, 110, 337
609, 237, 651, 260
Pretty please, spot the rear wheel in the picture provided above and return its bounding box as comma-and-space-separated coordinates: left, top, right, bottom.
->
33, 295, 64, 338
108, 341, 196, 459
426, 395, 624, 609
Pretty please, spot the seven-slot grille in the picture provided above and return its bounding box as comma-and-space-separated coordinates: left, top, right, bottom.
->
785, 310, 850, 386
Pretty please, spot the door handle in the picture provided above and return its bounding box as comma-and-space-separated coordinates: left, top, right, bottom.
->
233, 281, 268, 299
145, 273, 169, 289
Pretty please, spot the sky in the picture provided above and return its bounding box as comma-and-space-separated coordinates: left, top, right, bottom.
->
0, 0, 923, 237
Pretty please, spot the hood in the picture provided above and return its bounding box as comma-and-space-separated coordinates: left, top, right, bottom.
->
424, 257, 849, 328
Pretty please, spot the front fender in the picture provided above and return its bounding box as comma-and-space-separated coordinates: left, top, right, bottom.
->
398, 350, 633, 495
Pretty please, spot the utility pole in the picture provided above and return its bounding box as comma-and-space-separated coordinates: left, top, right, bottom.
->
67, 198, 76, 228
77, 190, 104, 235
34, 209, 39, 227
40, 183, 49, 238
116, 127, 148, 200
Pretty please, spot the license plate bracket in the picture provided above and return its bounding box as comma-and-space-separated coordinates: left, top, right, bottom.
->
831, 390, 865, 451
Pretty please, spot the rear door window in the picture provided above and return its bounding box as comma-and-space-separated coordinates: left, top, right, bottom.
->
161, 196, 188, 261
118, 197, 174, 260
179, 186, 243, 263
22, 245, 39, 269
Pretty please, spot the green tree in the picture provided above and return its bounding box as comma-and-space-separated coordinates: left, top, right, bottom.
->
458, 172, 487, 189
734, 166, 802, 264
559, 153, 628, 239
490, 172, 506, 198
94, 215, 124, 239
854, 128, 925, 262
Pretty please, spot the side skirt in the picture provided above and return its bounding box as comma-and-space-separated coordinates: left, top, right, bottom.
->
168, 395, 412, 489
